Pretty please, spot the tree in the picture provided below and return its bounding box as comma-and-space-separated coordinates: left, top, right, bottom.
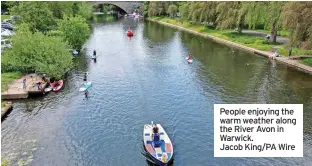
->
10, 2, 56, 32
2, 24, 73, 79
282, 2, 312, 48
188, 2, 219, 25
244, 2, 268, 30
267, 2, 284, 42
216, 2, 245, 33
179, 2, 190, 19
76, 2, 93, 20
167, 4, 178, 18
148, 2, 158, 17
47, 2, 75, 20
58, 16, 91, 50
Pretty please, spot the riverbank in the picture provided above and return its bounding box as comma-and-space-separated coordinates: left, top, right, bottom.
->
146, 17, 312, 75
1, 101, 13, 120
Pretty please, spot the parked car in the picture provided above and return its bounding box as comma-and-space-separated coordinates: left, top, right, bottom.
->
1, 11, 9, 15
1, 28, 14, 37
1, 39, 12, 52
1, 23, 14, 31
2, 19, 12, 23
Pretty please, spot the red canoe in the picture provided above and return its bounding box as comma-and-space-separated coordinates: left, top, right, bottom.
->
52, 80, 64, 92
127, 31, 133, 37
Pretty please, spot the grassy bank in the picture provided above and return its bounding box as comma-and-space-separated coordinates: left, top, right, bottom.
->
255, 29, 289, 37
277, 46, 312, 57
2, 101, 6, 107
1, 72, 23, 91
151, 17, 282, 51
150, 17, 312, 66
1, 15, 11, 20
303, 58, 312, 67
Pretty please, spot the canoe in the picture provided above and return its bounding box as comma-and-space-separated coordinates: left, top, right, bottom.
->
127, 31, 133, 36
185, 57, 193, 63
79, 81, 92, 92
143, 121, 174, 165
52, 80, 64, 92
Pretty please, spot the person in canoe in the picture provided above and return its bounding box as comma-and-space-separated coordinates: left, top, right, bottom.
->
187, 55, 192, 60
153, 124, 159, 134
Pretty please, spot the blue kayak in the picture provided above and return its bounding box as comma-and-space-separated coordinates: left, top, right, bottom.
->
79, 81, 92, 91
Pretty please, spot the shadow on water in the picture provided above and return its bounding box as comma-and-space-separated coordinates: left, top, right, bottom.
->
143, 21, 175, 43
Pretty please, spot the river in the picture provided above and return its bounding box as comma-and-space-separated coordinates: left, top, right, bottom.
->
2, 17, 312, 166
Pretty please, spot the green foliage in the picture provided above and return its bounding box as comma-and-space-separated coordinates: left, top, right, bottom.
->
76, 2, 93, 20
303, 58, 312, 67
179, 2, 189, 19
1, 159, 8, 166
48, 2, 75, 19
216, 2, 242, 30
167, 4, 178, 17
58, 16, 91, 50
1, 101, 6, 107
150, 17, 281, 52
2, 23, 73, 79
1, 15, 11, 20
1, 72, 23, 91
46, 30, 63, 37
148, 2, 158, 17
282, 2, 312, 49
10, 2, 56, 32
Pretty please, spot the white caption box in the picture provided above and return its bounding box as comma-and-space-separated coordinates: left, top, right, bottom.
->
214, 104, 303, 157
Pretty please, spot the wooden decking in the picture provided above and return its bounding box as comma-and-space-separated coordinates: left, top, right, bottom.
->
1, 74, 48, 100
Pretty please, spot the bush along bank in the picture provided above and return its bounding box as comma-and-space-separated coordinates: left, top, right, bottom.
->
1, 1, 93, 80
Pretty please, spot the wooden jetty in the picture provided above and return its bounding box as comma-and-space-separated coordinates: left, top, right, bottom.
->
1, 74, 48, 100
1, 101, 13, 120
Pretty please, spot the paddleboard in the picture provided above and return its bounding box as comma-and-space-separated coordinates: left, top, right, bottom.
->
187, 59, 193, 63
79, 81, 92, 91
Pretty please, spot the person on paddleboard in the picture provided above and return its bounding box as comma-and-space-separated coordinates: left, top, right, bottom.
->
83, 72, 87, 81
85, 90, 89, 98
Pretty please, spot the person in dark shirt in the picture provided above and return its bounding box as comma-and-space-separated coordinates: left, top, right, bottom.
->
83, 72, 87, 81
153, 124, 159, 134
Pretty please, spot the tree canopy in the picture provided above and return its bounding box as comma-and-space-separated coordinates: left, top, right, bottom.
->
145, 1, 312, 47
2, 24, 73, 79
58, 16, 91, 50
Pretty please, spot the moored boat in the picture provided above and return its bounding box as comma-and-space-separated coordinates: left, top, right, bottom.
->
52, 80, 64, 92
142, 121, 173, 165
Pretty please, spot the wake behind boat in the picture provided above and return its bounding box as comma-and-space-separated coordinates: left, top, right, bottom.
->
142, 121, 173, 165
